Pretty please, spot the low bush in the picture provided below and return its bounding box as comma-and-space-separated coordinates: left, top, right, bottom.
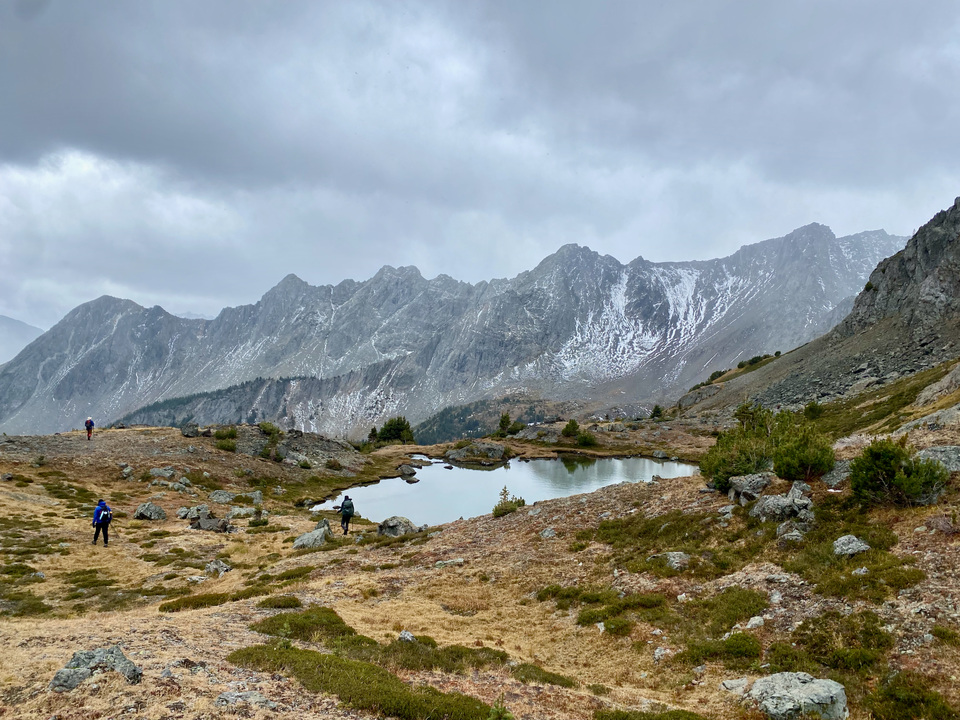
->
510, 663, 576, 688
772, 423, 835, 481
850, 437, 949, 506
229, 645, 491, 720
214, 426, 237, 440
865, 671, 960, 720
561, 419, 579, 437
256, 595, 303, 609
215, 439, 237, 452
576, 432, 598, 447
675, 633, 760, 666
932, 624, 960, 646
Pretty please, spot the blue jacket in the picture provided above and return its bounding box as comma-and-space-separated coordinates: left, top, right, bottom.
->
93, 501, 111, 525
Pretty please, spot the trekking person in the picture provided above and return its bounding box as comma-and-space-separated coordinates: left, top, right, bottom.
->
339, 495, 355, 535
92, 499, 112, 546
85, 417, 95, 440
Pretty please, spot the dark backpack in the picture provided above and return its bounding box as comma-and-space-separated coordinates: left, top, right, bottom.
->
99, 508, 112, 524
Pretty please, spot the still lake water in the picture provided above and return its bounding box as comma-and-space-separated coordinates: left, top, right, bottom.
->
318, 455, 699, 527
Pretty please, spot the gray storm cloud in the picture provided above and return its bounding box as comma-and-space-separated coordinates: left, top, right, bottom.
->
1, 0, 959, 328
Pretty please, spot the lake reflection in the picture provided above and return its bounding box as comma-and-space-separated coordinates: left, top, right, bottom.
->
320, 455, 698, 527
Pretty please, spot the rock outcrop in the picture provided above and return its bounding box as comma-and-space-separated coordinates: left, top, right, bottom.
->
378, 516, 421, 537
133, 502, 166, 521
746, 672, 848, 720
49, 646, 142, 692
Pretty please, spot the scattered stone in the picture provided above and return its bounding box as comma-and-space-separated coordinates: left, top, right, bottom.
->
398, 464, 417, 476
750, 492, 813, 523
728, 472, 775, 504
49, 646, 142, 692
0, 473, 12, 482
435, 558, 465, 568
527, 508, 541, 516
215, 691, 277, 710
205, 559, 231, 577
180, 423, 199, 438
121, 466, 134, 479
852, 567, 869, 576
786, 481, 811, 500
721, 678, 749, 694
746, 672, 848, 720
378, 516, 421, 537
821, 459, 851, 488
398, 630, 416, 642
187, 576, 207, 584
149, 467, 176, 479
719, 504, 736, 518
540, 527, 557, 539
746, 616, 765, 629
693, 664, 706, 677
770, 591, 783, 605
652, 450, 668, 459
653, 647, 670, 663
225, 506, 267, 520
833, 535, 871, 557
133, 502, 166, 521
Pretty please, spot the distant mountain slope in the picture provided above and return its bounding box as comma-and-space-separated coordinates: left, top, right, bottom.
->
0, 315, 44, 365
686, 196, 960, 415
0, 225, 904, 436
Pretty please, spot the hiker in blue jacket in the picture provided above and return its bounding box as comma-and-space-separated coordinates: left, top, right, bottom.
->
85, 417, 95, 440
92, 499, 112, 546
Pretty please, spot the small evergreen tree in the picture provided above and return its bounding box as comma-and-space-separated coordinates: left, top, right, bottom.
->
561, 419, 579, 437
378, 416, 415, 444
368, 427, 378, 442
499, 412, 511, 433
650, 404, 664, 420
850, 437, 949, 506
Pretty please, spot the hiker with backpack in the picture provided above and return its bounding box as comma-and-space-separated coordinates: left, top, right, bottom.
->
85, 417, 95, 440
339, 495, 355, 535
92, 499, 112, 546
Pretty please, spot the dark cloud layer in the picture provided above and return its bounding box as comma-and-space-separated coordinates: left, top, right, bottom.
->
2, 0, 959, 328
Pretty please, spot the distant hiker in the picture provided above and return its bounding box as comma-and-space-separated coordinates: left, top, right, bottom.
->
339, 495, 355, 535
92, 499, 112, 546
85, 417, 95, 440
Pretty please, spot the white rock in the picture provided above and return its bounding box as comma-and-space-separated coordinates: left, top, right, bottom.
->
747, 672, 848, 720
746, 616, 765, 629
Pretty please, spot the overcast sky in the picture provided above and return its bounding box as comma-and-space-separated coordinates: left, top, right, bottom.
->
2, 0, 960, 329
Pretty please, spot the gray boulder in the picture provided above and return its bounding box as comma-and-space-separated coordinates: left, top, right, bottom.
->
539, 527, 556, 539
133, 501, 166, 521
398, 464, 417, 476
398, 630, 417, 642
378, 516, 420, 537
150, 467, 176, 479
747, 672, 848, 720
728, 472, 775, 504
314, 518, 334, 536
821, 459, 851, 488
49, 645, 142, 692
916, 445, 960, 472
833, 535, 871, 557
190, 516, 231, 533
786, 481, 811, 500
750, 494, 813, 522
293, 528, 331, 549
177, 504, 211, 520
208, 490, 236, 504
180, 423, 199, 438
226, 506, 267, 520
205, 559, 232, 577
652, 450, 668, 459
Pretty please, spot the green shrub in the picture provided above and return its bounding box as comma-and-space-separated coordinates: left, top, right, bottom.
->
772, 423, 835, 481
257, 595, 303, 609
865, 671, 960, 720
561, 419, 579, 437
510, 663, 576, 688
492, 486, 526, 518
215, 439, 237, 452
675, 633, 760, 666
576, 432, 598, 447
229, 645, 491, 720
325, 457, 343, 471
850, 437, 949, 506
298, 459, 312, 469
258, 422, 281, 436
803, 401, 825, 420
649, 405, 664, 420
507, 421, 525, 435
214, 426, 237, 440
932, 624, 960, 646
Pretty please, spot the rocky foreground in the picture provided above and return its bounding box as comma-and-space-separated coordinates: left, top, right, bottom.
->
0, 424, 959, 719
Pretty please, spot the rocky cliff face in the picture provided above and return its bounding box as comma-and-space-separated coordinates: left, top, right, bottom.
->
0, 225, 904, 436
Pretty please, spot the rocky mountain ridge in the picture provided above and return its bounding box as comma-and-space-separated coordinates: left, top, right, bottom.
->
0, 225, 904, 436
683, 196, 960, 414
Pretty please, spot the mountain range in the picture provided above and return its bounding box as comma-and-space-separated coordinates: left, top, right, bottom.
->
0, 224, 905, 436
